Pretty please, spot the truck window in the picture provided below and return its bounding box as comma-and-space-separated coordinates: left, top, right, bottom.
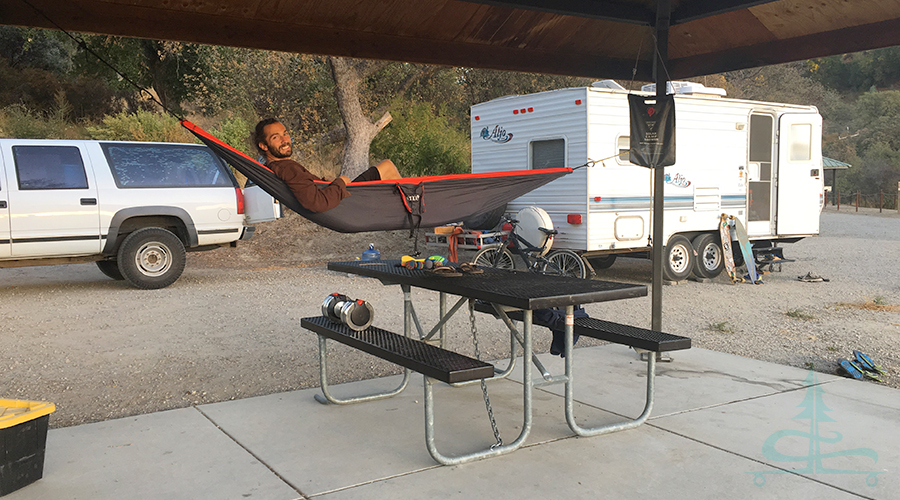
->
530, 139, 565, 169
101, 144, 233, 188
12, 146, 89, 190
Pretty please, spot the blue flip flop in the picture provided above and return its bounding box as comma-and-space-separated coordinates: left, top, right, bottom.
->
838, 359, 864, 380
853, 350, 887, 375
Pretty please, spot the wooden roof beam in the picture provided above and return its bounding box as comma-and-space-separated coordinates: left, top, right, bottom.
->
670, 16, 900, 78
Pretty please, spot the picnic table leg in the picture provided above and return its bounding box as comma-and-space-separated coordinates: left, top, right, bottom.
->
314, 335, 412, 405
563, 304, 656, 435
424, 310, 534, 465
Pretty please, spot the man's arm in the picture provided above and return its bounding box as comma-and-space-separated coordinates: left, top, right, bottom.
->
270, 160, 350, 213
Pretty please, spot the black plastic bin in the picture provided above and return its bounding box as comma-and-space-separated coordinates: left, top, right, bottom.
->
1, 400, 55, 496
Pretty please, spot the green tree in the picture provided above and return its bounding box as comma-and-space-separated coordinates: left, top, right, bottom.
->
0, 26, 74, 74
724, 62, 827, 107
370, 100, 470, 177
86, 109, 190, 142
74, 36, 208, 114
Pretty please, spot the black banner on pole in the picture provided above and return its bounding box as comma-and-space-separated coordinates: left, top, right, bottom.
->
628, 93, 675, 168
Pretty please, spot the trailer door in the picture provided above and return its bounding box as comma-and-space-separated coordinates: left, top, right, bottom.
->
776, 113, 822, 236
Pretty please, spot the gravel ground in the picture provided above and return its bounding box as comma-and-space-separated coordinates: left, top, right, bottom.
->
1, 207, 897, 428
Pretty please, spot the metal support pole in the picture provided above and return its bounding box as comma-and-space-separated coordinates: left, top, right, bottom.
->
651, 0, 671, 334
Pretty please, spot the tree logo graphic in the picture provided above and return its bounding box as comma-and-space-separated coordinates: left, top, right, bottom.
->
749, 371, 883, 486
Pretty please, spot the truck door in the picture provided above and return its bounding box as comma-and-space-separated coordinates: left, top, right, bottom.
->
776, 113, 823, 235
4, 144, 101, 257
746, 113, 775, 236
0, 161, 9, 259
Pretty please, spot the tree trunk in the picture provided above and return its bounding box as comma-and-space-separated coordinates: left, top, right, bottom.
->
328, 56, 391, 179
141, 40, 171, 112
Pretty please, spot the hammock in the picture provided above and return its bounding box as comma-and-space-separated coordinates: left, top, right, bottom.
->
182, 120, 571, 233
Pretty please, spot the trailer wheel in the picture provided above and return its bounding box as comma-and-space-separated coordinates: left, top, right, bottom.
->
586, 254, 617, 270
663, 235, 694, 282
691, 233, 724, 279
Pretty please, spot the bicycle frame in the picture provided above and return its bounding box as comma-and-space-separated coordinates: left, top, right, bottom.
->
498, 217, 561, 274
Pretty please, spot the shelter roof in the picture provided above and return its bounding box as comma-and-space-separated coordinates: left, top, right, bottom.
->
3, 0, 900, 79
823, 157, 852, 170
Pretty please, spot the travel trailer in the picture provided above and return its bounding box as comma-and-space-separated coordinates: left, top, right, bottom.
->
470, 81, 823, 280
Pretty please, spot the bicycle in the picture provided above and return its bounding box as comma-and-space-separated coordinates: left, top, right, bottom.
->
471, 207, 588, 279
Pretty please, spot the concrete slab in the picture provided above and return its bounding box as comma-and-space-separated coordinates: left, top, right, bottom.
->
504, 346, 820, 420
198, 374, 606, 497
651, 372, 897, 497
6, 346, 895, 500
316, 424, 859, 500
3, 407, 300, 500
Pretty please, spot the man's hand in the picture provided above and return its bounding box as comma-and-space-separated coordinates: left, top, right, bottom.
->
337, 175, 351, 185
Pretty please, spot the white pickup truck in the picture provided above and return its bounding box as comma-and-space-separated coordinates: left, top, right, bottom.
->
0, 139, 277, 289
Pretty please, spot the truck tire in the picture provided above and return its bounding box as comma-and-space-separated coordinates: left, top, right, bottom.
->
96, 260, 125, 281
691, 233, 724, 279
473, 246, 516, 270
663, 234, 694, 282
117, 228, 186, 289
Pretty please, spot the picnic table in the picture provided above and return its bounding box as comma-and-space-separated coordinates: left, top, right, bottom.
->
300, 260, 690, 465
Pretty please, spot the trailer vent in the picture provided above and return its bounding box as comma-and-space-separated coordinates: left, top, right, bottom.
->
693, 187, 721, 211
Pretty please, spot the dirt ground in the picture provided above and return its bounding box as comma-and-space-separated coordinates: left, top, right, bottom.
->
1, 208, 898, 428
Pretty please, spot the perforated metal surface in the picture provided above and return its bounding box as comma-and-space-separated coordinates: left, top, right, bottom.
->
328, 260, 647, 310
574, 317, 691, 352
301, 316, 494, 384
472, 301, 691, 352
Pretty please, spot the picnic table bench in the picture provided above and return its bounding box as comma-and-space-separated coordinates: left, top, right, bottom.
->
472, 301, 691, 353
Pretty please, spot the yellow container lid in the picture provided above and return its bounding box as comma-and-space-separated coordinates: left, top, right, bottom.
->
0, 399, 56, 429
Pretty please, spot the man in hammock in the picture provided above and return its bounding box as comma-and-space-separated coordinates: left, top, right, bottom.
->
254, 118, 401, 213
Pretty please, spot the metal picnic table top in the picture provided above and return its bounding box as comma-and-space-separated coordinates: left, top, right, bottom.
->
326, 260, 648, 310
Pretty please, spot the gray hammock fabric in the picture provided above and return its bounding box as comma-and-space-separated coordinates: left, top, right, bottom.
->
183, 120, 571, 233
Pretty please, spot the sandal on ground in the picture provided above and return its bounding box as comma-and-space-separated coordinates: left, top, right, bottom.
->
838, 359, 864, 380
853, 350, 887, 375
430, 265, 462, 277
458, 262, 484, 274
798, 272, 829, 282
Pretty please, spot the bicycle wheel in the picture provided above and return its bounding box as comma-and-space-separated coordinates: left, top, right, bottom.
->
542, 249, 587, 279
473, 246, 516, 270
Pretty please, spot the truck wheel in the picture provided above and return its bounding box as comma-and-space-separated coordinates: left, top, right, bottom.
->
473, 246, 516, 270
663, 234, 694, 282
117, 228, 186, 289
691, 233, 724, 279
96, 260, 125, 280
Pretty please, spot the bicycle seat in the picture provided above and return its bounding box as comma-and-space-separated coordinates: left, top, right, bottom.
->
514, 206, 554, 256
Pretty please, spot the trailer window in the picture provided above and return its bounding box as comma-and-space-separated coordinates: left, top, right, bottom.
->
789, 124, 812, 161
530, 139, 565, 169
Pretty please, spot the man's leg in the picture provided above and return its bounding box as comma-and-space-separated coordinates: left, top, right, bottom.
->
374, 159, 401, 180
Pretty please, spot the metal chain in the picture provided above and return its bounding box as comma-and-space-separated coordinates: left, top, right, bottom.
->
468, 300, 502, 448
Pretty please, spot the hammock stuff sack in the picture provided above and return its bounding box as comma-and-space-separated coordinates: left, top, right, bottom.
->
183, 120, 572, 233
